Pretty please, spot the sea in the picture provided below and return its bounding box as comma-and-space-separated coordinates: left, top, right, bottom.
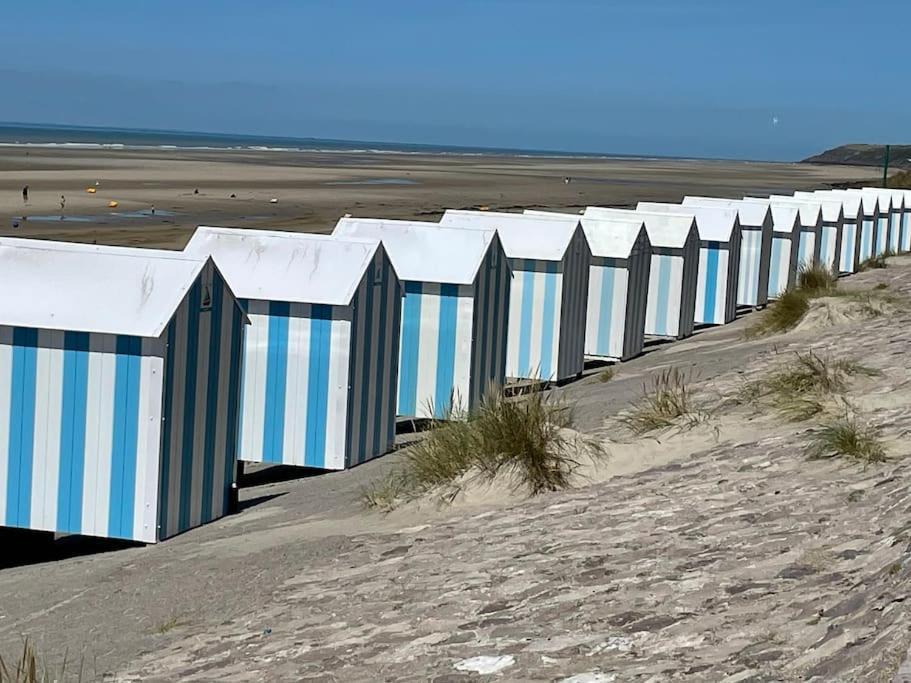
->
0, 122, 621, 160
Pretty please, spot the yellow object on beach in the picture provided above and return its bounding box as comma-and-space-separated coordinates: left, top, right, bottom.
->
86, 187, 96, 194
108, 200, 118, 208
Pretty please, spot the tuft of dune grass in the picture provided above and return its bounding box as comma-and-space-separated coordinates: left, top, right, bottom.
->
740, 352, 879, 422
806, 414, 886, 464
363, 389, 603, 510
622, 367, 708, 434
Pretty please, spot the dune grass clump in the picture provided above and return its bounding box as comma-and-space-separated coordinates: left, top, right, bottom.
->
363, 389, 601, 510
597, 368, 616, 383
796, 261, 838, 295
0, 641, 70, 683
746, 262, 843, 338
859, 254, 889, 271
623, 367, 705, 434
741, 352, 879, 422
806, 415, 886, 464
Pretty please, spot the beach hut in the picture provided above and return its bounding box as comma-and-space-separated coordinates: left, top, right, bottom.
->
584, 207, 699, 339
184, 227, 401, 471
439, 211, 590, 382
525, 210, 651, 361
0, 241, 246, 543
792, 192, 844, 272
882, 189, 906, 253
861, 188, 902, 253
742, 199, 801, 297
766, 196, 824, 269
682, 196, 772, 308
838, 190, 880, 261
898, 190, 911, 252
639, 202, 741, 326
808, 190, 863, 273
333, 218, 509, 418
848, 189, 889, 256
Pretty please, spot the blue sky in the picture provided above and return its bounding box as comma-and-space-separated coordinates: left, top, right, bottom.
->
0, 1, 907, 160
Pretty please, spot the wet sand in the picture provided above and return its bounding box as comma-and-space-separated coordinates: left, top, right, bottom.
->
0, 146, 878, 248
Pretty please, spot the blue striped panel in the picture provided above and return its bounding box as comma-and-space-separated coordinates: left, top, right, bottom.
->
540, 263, 558, 381
434, 284, 459, 417
798, 233, 810, 264
305, 304, 332, 467
518, 264, 535, 378
768, 238, 783, 297
492, 251, 506, 388
372, 258, 390, 457
108, 335, 141, 539
903, 213, 910, 251
262, 301, 289, 464
224, 296, 243, 509
819, 230, 829, 265
595, 266, 616, 356
877, 218, 888, 254
178, 283, 201, 532
200, 280, 223, 521
702, 244, 720, 324
158, 321, 177, 536
861, 220, 874, 260
841, 225, 855, 272
398, 280, 422, 417
6, 327, 37, 528
654, 256, 671, 336
56, 331, 89, 534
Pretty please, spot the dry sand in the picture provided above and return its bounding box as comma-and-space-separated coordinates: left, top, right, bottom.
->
0, 146, 878, 249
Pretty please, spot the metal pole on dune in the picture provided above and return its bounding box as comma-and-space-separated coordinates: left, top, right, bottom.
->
882, 144, 891, 187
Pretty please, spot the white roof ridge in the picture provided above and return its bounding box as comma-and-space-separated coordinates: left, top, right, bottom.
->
682, 196, 771, 227
186, 226, 380, 305
524, 209, 646, 258
333, 217, 496, 284
0, 244, 209, 337
638, 201, 739, 241
584, 206, 695, 249
439, 209, 578, 261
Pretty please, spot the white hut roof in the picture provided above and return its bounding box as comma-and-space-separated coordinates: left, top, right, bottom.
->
0, 236, 200, 260
682, 196, 771, 228
742, 198, 800, 231
584, 206, 695, 249
810, 190, 864, 217
859, 187, 898, 210
524, 210, 646, 259
846, 189, 885, 214
439, 210, 577, 261
0, 242, 207, 337
792, 192, 844, 222
886, 189, 905, 210
333, 218, 495, 285
766, 196, 823, 227
185, 226, 380, 306
638, 201, 738, 241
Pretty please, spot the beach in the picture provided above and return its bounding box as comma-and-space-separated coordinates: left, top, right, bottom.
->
0, 146, 879, 248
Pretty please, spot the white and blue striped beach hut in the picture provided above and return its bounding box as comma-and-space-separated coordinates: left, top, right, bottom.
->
808, 190, 863, 273
439, 211, 590, 383
639, 202, 741, 326
185, 227, 401, 471
862, 188, 902, 253
766, 196, 824, 269
848, 189, 889, 256
682, 196, 772, 308
840, 191, 880, 261
333, 218, 509, 418
0, 241, 245, 543
743, 199, 801, 297
887, 190, 905, 252
792, 192, 844, 272
525, 210, 651, 362
898, 190, 911, 252
584, 207, 699, 339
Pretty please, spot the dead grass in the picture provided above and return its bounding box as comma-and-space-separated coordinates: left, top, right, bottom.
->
363, 389, 603, 509
796, 261, 838, 295
597, 368, 616, 383
740, 352, 879, 422
859, 254, 889, 271
0, 641, 76, 683
622, 367, 707, 434
745, 289, 810, 338
806, 414, 887, 464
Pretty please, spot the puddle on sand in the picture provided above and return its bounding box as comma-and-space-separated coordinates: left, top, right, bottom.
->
12, 209, 177, 225
323, 178, 418, 186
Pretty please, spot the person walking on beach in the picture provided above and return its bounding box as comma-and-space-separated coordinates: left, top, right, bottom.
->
22, 185, 28, 204
59, 194, 66, 219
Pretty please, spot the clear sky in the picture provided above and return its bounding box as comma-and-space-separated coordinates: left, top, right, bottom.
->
1, 0, 908, 160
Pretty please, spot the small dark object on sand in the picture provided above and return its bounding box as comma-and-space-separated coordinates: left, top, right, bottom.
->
230, 193, 236, 198
194, 188, 199, 195
11, 220, 19, 229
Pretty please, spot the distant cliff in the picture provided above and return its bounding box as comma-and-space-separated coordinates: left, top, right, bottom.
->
804, 144, 911, 169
